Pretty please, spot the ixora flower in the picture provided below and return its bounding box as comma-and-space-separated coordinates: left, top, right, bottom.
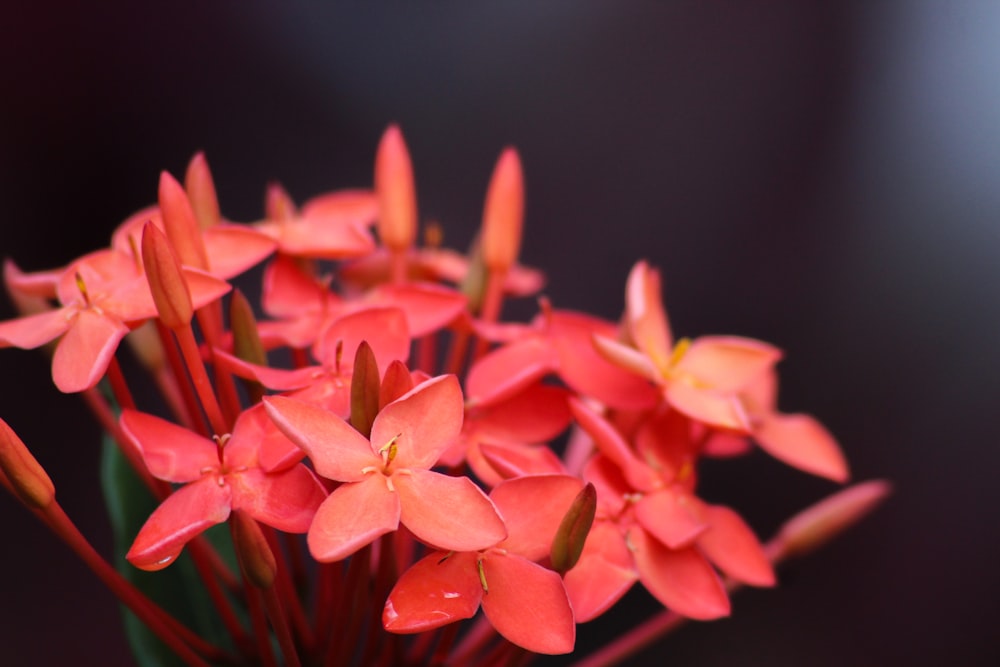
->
264, 374, 508, 562
121, 405, 327, 571
0, 129, 887, 667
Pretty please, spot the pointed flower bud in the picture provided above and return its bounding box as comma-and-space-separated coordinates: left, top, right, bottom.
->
159, 171, 209, 270
229, 289, 266, 403
0, 418, 55, 509
265, 182, 297, 222
141, 222, 193, 330
231, 511, 277, 589
350, 341, 380, 439
777, 480, 892, 560
551, 482, 597, 575
375, 125, 417, 251
481, 148, 524, 273
184, 152, 221, 230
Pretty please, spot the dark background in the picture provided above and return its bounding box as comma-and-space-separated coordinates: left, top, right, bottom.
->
1, 2, 997, 665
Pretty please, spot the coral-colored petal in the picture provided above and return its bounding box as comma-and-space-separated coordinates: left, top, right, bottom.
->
569, 397, 659, 492
300, 189, 378, 224
260, 218, 374, 259
0, 308, 71, 349
178, 267, 233, 312
264, 396, 377, 481
755, 413, 850, 482
489, 474, 585, 561
383, 550, 482, 633
371, 375, 464, 470
52, 310, 129, 393
261, 255, 334, 319
475, 384, 571, 443
634, 488, 708, 549
563, 521, 637, 622
368, 282, 466, 336
625, 261, 674, 365
466, 338, 554, 406
481, 553, 575, 655
666, 380, 750, 432
200, 226, 276, 278
695, 502, 775, 587
120, 409, 217, 482
313, 307, 410, 375
231, 465, 326, 533
3, 258, 60, 299
308, 474, 399, 562
127, 479, 231, 571
394, 469, 506, 552
475, 440, 566, 486
678, 336, 782, 392
212, 349, 319, 391
592, 335, 660, 382
630, 528, 730, 620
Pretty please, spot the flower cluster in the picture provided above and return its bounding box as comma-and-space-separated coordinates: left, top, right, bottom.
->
0, 127, 888, 666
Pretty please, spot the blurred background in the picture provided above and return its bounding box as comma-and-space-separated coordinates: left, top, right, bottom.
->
1, 2, 997, 665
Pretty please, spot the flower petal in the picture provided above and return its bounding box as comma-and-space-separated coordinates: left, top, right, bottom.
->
634, 488, 708, 549
200, 226, 276, 278
666, 380, 750, 432
489, 474, 585, 561
466, 337, 554, 407
126, 479, 231, 571
677, 336, 782, 392
755, 413, 849, 482
563, 521, 637, 622
383, 550, 481, 634
630, 527, 730, 620
264, 396, 377, 481
695, 502, 775, 587
120, 410, 217, 482
480, 552, 575, 654
371, 375, 464, 470
308, 474, 400, 562
52, 309, 129, 393
231, 465, 327, 533
314, 307, 411, 375
394, 469, 506, 552
0, 308, 71, 349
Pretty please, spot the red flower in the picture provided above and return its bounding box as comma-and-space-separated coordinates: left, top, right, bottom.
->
122, 405, 327, 571
264, 375, 506, 562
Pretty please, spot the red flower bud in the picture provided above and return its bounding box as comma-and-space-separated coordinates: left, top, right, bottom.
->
375, 125, 417, 251
0, 418, 55, 509
141, 221, 193, 330
481, 148, 524, 273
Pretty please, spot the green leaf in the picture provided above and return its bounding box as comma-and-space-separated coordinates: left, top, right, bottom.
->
100, 433, 238, 667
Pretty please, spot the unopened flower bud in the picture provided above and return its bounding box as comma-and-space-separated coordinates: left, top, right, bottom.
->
551, 482, 596, 575
350, 341, 380, 439
265, 182, 297, 222
481, 148, 524, 273
141, 222, 193, 330
159, 171, 209, 270
184, 152, 221, 230
777, 479, 892, 560
379, 360, 414, 410
0, 418, 55, 509
374, 125, 417, 251
231, 511, 277, 589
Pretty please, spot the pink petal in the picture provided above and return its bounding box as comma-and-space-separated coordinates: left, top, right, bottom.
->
591, 335, 660, 382
563, 521, 637, 622
230, 465, 327, 533
300, 189, 378, 223
630, 527, 730, 620
178, 267, 233, 312
368, 282, 466, 337
474, 384, 571, 443
126, 478, 232, 571
52, 310, 129, 393
695, 502, 775, 587
371, 375, 464, 470
489, 474, 585, 561
308, 474, 400, 562
120, 410, 217, 482
480, 553, 575, 655
3, 258, 59, 299
755, 413, 850, 482
475, 440, 566, 486
666, 380, 751, 432
200, 226, 276, 278
569, 397, 659, 492
261, 255, 334, 319
0, 308, 71, 349
394, 469, 506, 552
313, 307, 411, 375
465, 337, 554, 407
677, 336, 782, 392
212, 348, 321, 391
634, 488, 708, 549
264, 396, 377, 481
260, 218, 374, 259
625, 261, 674, 365
383, 550, 481, 633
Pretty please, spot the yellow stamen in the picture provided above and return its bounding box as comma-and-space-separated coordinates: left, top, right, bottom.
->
476, 558, 489, 593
